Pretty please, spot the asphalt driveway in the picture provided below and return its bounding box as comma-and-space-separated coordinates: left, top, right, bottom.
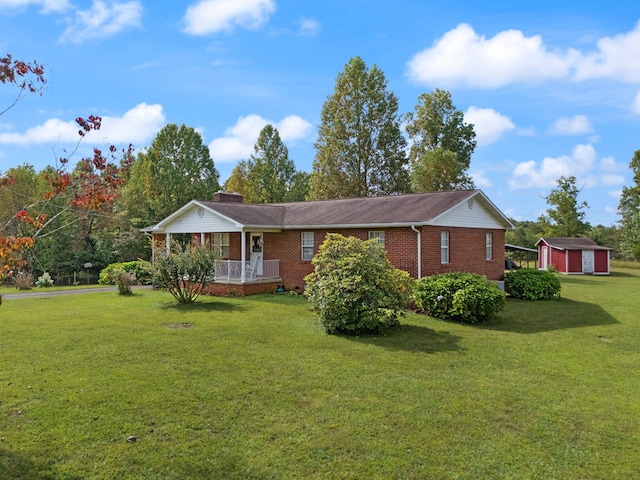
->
1, 285, 153, 300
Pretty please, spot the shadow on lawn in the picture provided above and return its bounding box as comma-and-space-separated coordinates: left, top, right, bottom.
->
481, 297, 619, 334
351, 324, 464, 354
0, 448, 82, 480
159, 299, 247, 313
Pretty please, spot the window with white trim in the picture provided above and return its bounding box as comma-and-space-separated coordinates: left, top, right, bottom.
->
486, 232, 493, 261
368, 231, 385, 247
441, 231, 449, 264
301, 232, 314, 261
212, 233, 230, 258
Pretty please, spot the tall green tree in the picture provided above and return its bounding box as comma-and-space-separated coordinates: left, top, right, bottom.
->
618, 150, 640, 259
224, 160, 250, 199
406, 88, 476, 191
223, 126, 309, 203
539, 175, 590, 237
246, 125, 297, 203
121, 124, 220, 222
285, 171, 310, 202
309, 56, 409, 199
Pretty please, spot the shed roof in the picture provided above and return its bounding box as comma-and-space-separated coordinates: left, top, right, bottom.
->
536, 237, 612, 251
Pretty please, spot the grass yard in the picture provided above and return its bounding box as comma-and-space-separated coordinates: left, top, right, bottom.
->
1, 270, 639, 479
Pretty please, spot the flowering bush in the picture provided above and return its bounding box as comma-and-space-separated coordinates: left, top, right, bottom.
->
35, 272, 54, 288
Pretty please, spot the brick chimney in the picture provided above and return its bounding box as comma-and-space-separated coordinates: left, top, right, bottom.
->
213, 191, 244, 203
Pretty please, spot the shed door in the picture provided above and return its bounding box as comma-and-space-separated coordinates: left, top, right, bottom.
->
582, 250, 594, 274
541, 246, 548, 269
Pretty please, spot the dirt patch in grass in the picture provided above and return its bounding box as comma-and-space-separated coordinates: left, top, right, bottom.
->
164, 323, 194, 329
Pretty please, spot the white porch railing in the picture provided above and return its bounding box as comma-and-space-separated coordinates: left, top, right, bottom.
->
214, 259, 280, 283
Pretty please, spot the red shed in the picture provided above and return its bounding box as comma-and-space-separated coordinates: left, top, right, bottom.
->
536, 237, 611, 275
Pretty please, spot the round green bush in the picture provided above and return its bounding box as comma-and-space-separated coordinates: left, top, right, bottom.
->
504, 268, 561, 300
413, 272, 505, 323
99, 261, 153, 285
304, 234, 413, 335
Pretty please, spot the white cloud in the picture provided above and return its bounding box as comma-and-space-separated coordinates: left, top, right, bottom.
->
470, 169, 492, 188
406, 21, 640, 88
464, 106, 515, 146
608, 189, 623, 199
600, 174, 625, 186
604, 205, 618, 214
406, 23, 576, 88
183, 0, 275, 36
299, 18, 320, 36
632, 90, 640, 114
574, 20, 640, 83
97, 103, 166, 144
59, 0, 142, 44
509, 144, 598, 189
0, 0, 71, 13
549, 115, 593, 135
601, 156, 622, 171
209, 113, 312, 162
0, 103, 165, 146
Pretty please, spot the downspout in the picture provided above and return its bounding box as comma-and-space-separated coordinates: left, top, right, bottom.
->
411, 225, 422, 279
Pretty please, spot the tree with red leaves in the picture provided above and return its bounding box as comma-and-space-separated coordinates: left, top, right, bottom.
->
0, 56, 133, 281
0, 53, 46, 117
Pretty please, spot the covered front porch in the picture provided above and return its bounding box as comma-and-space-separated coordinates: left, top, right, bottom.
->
152, 230, 282, 291
145, 196, 284, 295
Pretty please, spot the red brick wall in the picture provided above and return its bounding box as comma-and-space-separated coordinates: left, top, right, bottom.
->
154, 227, 506, 292
264, 226, 506, 291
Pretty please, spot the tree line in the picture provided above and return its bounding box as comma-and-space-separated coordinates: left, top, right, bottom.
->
2, 54, 640, 284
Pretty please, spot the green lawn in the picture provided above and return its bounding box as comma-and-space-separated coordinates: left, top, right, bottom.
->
1, 270, 639, 479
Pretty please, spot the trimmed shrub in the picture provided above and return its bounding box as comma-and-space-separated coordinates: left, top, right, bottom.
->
99, 261, 152, 286
304, 234, 413, 335
504, 268, 561, 300
413, 272, 505, 323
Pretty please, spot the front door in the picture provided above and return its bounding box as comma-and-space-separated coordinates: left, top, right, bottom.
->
249, 232, 263, 277
582, 250, 594, 274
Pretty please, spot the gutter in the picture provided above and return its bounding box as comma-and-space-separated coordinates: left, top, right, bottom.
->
411, 225, 422, 279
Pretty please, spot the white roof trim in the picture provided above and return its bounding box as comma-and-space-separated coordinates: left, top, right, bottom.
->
428, 190, 514, 229
148, 200, 246, 233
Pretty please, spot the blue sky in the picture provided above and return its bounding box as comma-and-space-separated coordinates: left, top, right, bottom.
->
1, 0, 640, 226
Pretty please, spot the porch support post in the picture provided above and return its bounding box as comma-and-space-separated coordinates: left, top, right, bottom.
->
240, 230, 247, 283
200, 232, 205, 246
165, 233, 171, 255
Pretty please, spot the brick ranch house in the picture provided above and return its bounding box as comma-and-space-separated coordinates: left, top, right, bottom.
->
144, 189, 514, 296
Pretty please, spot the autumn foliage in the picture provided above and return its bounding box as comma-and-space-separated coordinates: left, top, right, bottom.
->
0, 53, 46, 117
0, 112, 133, 280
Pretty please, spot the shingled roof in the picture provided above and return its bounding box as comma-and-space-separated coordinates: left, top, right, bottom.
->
198, 189, 479, 228
536, 237, 612, 251
145, 189, 514, 232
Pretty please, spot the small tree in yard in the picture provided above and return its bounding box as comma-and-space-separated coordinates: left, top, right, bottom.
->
304, 234, 412, 335
153, 242, 220, 304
